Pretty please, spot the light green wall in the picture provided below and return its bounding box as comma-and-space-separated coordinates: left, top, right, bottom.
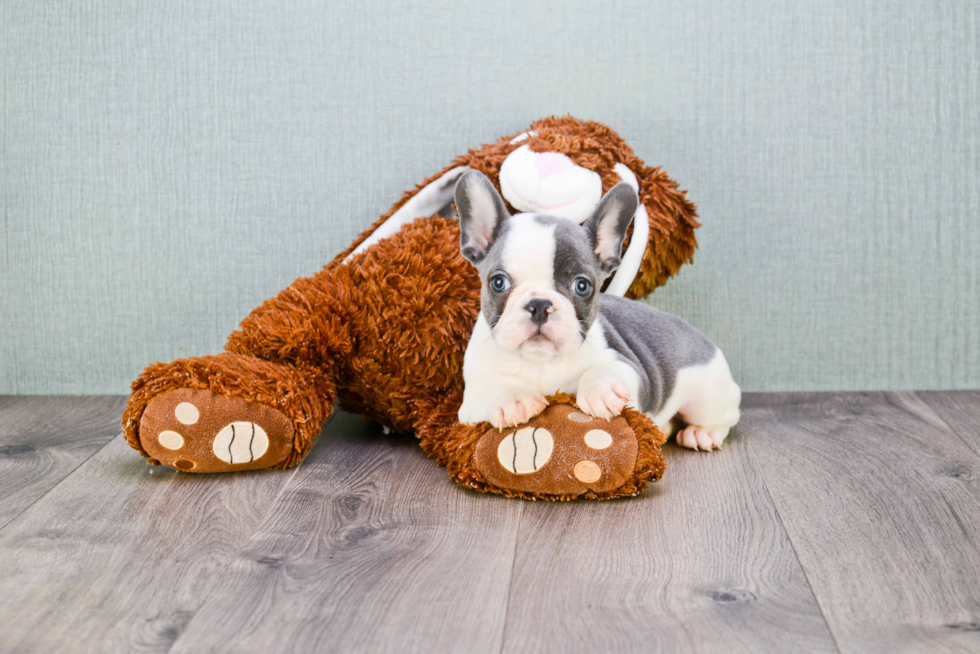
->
2, 0, 978, 394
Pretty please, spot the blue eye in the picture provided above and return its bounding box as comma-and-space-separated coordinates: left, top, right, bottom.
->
489, 274, 511, 293
573, 278, 593, 296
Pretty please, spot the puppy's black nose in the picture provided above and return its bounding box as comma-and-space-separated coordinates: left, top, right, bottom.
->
525, 298, 553, 326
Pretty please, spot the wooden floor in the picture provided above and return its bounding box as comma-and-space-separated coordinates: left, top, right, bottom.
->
0, 393, 979, 653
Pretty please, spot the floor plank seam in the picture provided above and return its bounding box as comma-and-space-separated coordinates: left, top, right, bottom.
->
162, 413, 336, 654
742, 429, 844, 654
912, 391, 980, 461
496, 500, 525, 654
0, 429, 123, 534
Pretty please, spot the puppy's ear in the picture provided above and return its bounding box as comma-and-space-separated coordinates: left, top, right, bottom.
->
455, 170, 510, 265
582, 183, 639, 273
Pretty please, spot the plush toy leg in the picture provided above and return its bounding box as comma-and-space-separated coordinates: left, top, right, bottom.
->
123, 255, 356, 472
123, 353, 335, 472
415, 393, 667, 501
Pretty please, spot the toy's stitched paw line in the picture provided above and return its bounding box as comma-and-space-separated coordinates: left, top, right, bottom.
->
212, 421, 270, 464
497, 426, 554, 474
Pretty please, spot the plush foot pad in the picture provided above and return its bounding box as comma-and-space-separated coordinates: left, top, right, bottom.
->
472, 403, 638, 496
139, 388, 294, 472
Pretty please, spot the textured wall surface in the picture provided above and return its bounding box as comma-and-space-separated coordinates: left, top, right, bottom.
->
2, 0, 978, 394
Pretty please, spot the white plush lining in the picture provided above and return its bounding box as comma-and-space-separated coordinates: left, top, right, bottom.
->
604, 202, 649, 296
344, 166, 468, 262
343, 160, 646, 296
604, 163, 647, 296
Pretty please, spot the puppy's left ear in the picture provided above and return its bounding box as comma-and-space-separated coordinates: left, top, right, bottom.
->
583, 183, 639, 273
455, 170, 511, 265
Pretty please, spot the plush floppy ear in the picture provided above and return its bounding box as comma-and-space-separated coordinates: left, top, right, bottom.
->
455, 170, 510, 265
582, 183, 639, 273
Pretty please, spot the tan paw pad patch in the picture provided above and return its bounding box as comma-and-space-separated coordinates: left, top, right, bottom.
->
573, 460, 602, 483
158, 430, 185, 450
584, 429, 612, 450
174, 402, 200, 425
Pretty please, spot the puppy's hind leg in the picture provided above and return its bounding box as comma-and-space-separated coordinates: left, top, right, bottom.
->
673, 350, 741, 452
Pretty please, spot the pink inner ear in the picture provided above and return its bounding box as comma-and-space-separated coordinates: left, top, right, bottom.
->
534, 152, 575, 178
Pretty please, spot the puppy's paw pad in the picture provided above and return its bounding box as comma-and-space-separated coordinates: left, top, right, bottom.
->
489, 393, 548, 429
676, 425, 730, 451
576, 381, 628, 421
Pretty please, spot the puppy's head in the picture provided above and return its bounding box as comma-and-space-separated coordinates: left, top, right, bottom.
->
456, 170, 638, 361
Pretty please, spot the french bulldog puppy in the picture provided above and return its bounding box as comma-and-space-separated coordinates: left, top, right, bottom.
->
455, 170, 741, 451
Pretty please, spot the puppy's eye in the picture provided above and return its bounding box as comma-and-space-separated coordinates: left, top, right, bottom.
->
489, 274, 511, 293
573, 278, 593, 297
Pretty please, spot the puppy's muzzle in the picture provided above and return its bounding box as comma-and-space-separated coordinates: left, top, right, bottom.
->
525, 298, 554, 327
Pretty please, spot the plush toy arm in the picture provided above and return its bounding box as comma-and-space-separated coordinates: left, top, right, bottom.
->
605, 184, 650, 296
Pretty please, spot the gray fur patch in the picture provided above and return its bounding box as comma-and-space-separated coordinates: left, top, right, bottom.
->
532, 214, 607, 338
598, 294, 718, 414
475, 219, 515, 328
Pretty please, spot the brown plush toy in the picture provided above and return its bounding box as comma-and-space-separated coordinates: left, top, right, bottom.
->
123, 117, 699, 500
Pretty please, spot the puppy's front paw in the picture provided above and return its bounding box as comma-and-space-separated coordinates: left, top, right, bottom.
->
676, 425, 730, 451
489, 393, 548, 430
576, 377, 630, 421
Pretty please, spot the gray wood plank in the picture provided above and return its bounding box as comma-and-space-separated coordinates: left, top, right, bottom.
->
500, 429, 837, 654
0, 432, 297, 653
167, 411, 523, 654
742, 392, 980, 654
0, 395, 126, 530
917, 391, 980, 458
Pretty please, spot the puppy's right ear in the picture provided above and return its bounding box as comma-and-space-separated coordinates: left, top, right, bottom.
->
455, 170, 510, 265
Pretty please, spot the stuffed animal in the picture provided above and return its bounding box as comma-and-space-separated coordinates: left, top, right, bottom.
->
123, 117, 700, 500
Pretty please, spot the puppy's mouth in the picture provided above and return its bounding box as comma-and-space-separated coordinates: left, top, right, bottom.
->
517, 332, 558, 354
522, 330, 553, 346
516, 327, 571, 360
